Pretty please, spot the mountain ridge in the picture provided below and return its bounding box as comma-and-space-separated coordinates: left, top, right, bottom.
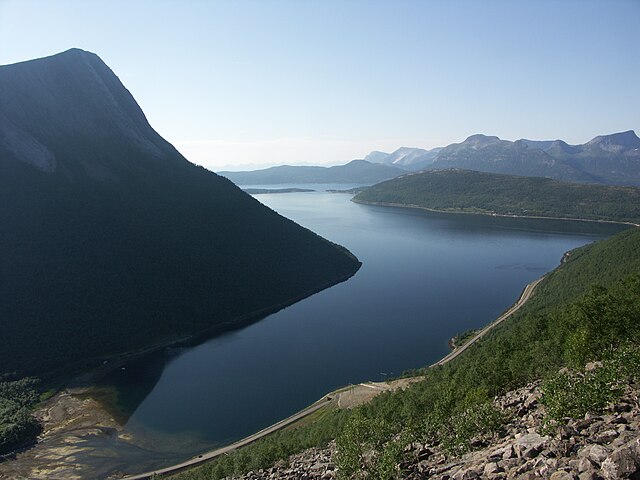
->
236, 129, 639, 186
425, 130, 640, 185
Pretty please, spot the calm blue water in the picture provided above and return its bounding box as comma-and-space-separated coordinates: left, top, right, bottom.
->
98, 190, 626, 474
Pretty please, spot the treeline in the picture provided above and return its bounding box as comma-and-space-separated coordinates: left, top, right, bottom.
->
354, 169, 640, 224
171, 228, 640, 479
0, 377, 42, 454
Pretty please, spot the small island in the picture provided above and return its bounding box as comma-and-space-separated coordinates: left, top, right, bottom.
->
243, 188, 316, 194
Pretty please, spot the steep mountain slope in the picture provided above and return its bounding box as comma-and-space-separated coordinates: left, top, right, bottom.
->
219, 159, 406, 185
353, 169, 640, 224
0, 49, 361, 377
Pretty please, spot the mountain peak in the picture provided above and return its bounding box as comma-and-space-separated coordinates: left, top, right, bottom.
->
0, 48, 174, 177
3, 48, 100, 70
462, 134, 502, 148
363, 151, 391, 164
586, 130, 640, 151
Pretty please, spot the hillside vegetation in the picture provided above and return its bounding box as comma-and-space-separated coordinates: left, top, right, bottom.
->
171, 227, 640, 479
0, 378, 42, 454
354, 169, 640, 224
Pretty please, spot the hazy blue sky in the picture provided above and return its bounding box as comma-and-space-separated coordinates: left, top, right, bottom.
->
1, 0, 638, 170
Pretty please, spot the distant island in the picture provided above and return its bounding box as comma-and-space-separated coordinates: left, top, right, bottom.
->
243, 188, 315, 194
219, 159, 407, 185
354, 169, 640, 225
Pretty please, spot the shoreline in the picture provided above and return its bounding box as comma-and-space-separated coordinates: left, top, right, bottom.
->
4, 262, 544, 479
431, 276, 544, 367
43, 264, 361, 388
0, 266, 361, 478
119, 275, 546, 479
351, 198, 640, 228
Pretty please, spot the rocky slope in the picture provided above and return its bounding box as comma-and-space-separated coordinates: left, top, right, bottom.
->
224, 381, 640, 479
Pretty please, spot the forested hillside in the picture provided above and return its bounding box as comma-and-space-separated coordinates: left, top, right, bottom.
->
354, 169, 640, 224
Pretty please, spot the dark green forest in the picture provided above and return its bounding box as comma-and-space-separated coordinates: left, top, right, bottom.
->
354, 169, 640, 224
0, 378, 41, 454
172, 227, 640, 480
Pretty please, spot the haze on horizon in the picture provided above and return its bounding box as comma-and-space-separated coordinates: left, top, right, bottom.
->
1, 0, 638, 171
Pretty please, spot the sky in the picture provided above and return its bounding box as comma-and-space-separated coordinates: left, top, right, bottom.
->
1, 0, 639, 171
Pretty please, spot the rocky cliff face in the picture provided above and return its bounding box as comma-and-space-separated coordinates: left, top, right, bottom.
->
226, 381, 640, 479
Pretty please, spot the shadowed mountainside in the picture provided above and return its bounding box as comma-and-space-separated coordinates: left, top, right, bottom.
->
0, 49, 361, 378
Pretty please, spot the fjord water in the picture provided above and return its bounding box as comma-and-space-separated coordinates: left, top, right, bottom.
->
103, 189, 626, 473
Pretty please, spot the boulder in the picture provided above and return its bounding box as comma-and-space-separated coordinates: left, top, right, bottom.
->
600, 438, 640, 479
515, 433, 549, 459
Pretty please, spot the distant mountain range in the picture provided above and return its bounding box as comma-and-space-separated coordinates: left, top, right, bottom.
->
219, 159, 406, 185
223, 131, 640, 187
425, 131, 640, 185
0, 49, 360, 377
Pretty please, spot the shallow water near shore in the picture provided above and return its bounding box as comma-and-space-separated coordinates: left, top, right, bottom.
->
22, 189, 630, 477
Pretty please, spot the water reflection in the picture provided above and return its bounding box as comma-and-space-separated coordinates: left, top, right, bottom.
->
85, 191, 626, 476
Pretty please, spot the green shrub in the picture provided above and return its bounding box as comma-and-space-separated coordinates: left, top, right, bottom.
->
542, 345, 640, 424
